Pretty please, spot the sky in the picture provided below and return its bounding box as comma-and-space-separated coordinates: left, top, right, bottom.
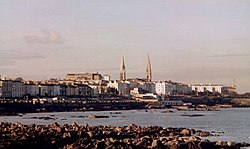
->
0, 0, 250, 93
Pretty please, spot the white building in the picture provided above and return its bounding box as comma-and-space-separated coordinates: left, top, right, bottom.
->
108, 80, 130, 95
155, 82, 176, 95
191, 84, 223, 93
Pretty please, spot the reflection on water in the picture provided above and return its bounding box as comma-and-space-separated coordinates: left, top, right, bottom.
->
0, 108, 250, 143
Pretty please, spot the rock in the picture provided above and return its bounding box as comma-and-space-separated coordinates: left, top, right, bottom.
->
1, 122, 248, 149
51, 122, 60, 127
227, 141, 236, 147
96, 141, 106, 149
72, 121, 78, 126
180, 129, 191, 136
197, 131, 211, 137
63, 132, 71, 138
198, 141, 214, 149
188, 136, 201, 142
87, 131, 93, 138
151, 139, 162, 148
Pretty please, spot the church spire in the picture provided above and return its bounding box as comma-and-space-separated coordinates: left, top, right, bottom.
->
146, 54, 152, 82
120, 56, 126, 81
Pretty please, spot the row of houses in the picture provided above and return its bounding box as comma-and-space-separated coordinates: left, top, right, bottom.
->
0, 78, 93, 98
0, 74, 235, 99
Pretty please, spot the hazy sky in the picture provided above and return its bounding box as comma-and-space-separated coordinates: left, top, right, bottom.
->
0, 0, 250, 93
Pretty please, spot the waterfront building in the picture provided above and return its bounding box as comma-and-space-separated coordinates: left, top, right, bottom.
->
39, 84, 49, 96
47, 84, 60, 96
155, 81, 176, 95
191, 84, 223, 93
0, 78, 24, 98
24, 83, 39, 97
175, 83, 192, 95
222, 81, 237, 95
139, 82, 156, 93
108, 80, 130, 95
65, 85, 76, 96
126, 78, 156, 94
120, 56, 126, 81
0, 80, 13, 98
77, 84, 93, 96
146, 54, 152, 82
59, 84, 67, 96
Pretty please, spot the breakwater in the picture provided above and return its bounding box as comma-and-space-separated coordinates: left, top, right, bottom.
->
1, 122, 249, 149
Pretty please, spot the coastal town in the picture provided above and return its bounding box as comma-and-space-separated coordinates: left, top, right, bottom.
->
1, 1, 250, 148
1, 55, 249, 115
0, 55, 242, 101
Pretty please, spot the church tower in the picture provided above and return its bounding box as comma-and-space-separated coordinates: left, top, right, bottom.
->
120, 56, 126, 81
146, 54, 152, 82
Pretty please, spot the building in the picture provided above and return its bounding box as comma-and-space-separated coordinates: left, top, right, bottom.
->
0, 80, 13, 98
60, 84, 67, 96
222, 81, 237, 95
146, 54, 152, 82
191, 84, 223, 93
155, 81, 176, 95
77, 84, 93, 96
108, 80, 130, 95
24, 83, 39, 97
39, 84, 49, 96
0, 78, 24, 98
65, 85, 76, 96
46, 84, 60, 96
120, 56, 126, 81
103, 75, 111, 81
11, 80, 24, 98
175, 83, 192, 95
65, 72, 102, 81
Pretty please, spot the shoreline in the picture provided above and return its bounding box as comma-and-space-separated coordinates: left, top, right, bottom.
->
0, 122, 249, 149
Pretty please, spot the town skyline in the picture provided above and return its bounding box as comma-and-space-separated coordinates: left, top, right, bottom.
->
0, 0, 249, 93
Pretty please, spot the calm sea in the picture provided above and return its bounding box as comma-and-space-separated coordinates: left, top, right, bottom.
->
1, 108, 250, 143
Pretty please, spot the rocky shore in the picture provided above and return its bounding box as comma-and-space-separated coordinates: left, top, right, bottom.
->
0, 122, 249, 149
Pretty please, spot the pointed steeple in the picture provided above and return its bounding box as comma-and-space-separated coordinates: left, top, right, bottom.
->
146, 54, 152, 82
120, 56, 126, 81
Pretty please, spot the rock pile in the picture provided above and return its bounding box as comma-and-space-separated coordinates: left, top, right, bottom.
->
0, 122, 249, 149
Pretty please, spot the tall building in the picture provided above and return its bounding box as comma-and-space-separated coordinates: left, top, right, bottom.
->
146, 54, 152, 82
120, 56, 126, 81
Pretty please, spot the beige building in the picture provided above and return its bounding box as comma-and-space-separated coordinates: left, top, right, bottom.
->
65, 72, 102, 81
